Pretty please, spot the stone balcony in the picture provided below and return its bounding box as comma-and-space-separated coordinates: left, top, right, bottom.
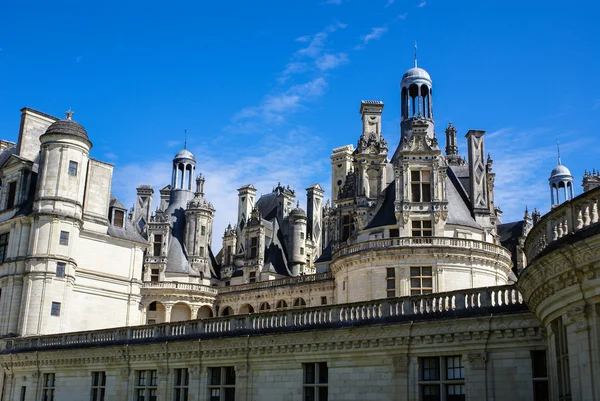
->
141, 281, 219, 295
334, 237, 512, 261
2, 284, 525, 353
218, 272, 333, 294
525, 186, 600, 263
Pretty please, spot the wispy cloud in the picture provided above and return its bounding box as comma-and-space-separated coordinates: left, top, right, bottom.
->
418, 1, 426, 7
316, 52, 349, 71
362, 26, 388, 44
385, 0, 395, 7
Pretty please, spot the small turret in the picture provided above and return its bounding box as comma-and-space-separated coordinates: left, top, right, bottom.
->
221, 223, 237, 267
288, 202, 307, 276
583, 169, 600, 193
549, 144, 574, 208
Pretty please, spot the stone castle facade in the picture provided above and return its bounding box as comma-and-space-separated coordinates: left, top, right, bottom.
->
0, 62, 598, 401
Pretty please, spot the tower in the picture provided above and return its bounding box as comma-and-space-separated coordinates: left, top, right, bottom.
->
288, 203, 308, 276
445, 122, 461, 165
236, 184, 256, 253
399, 56, 434, 144
184, 174, 214, 282
134, 185, 154, 234
549, 146, 574, 208
306, 184, 324, 259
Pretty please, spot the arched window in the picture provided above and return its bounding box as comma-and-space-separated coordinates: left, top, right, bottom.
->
221, 306, 234, 316
293, 298, 306, 307
276, 300, 288, 309
259, 302, 271, 311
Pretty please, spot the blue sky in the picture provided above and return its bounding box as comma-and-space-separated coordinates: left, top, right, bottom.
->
1, 0, 599, 247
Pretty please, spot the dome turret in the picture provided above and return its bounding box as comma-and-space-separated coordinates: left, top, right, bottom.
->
41, 110, 90, 143
548, 144, 574, 208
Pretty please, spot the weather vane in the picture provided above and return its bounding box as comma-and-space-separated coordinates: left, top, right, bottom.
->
414, 41, 418, 68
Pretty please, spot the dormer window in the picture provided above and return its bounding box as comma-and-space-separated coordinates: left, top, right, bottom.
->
68, 161, 78, 176
411, 170, 431, 202
6, 181, 16, 209
113, 210, 125, 228
249, 237, 258, 259
153, 234, 163, 256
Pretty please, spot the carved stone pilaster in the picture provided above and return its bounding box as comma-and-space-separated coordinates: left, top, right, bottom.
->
392, 355, 409, 373
566, 304, 589, 332
467, 353, 487, 370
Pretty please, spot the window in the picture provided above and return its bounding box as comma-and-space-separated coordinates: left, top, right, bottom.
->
199, 246, 205, 257
249, 237, 258, 259
294, 298, 306, 307
50, 302, 61, 316
300, 232, 305, 240
300, 247, 304, 255
342, 215, 354, 242
150, 269, 159, 282
91, 371, 106, 401
208, 367, 235, 401
201, 225, 206, 236
68, 160, 78, 176
135, 370, 157, 401
113, 210, 125, 228
411, 170, 431, 202
42, 373, 55, 401
153, 234, 162, 256
149, 302, 157, 311
531, 351, 549, 401
56, 262, 65, 278
174, 368, 189, 401
321, 296, 328, 305
386, 268, 396, 298
419, 356, 464, 401
411, 267, 433, 295
389, 228, 399, 238
225, 281, 230, 287
59, 231, 69, 246
276, 300, 287, 309
226, 245, 232, 265
7, 181, 16, 209
553, 318, 571, 401
303, 362, 328, 401
259, 302, 270, 311
0, 233, 9, 263
20, 386, 26, 401
412, 220, 432, 237
249, 271, 256, 283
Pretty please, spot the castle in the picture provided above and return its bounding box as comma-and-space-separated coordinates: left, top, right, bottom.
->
0, 62, 598, 401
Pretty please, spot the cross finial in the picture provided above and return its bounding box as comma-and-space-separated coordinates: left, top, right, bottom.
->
184, 129, 187, 149
414, 41, 418, 68
557, 140, 561, 165
65, 109, 74, 120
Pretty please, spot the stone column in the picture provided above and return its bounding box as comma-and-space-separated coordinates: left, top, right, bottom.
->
188, 365, 203, 400
465, 352, 487, 398
165, 304, 173, 323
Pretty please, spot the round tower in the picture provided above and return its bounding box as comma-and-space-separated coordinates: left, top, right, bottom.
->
25, 110, 92, 335
400, 54, 434, 141
549, 152, 574, 208
184, 174, 214, 282
288, 203, 307, 276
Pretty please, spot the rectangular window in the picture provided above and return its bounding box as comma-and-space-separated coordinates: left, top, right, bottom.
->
174, 368, 189, 401
150, 269, 159, 282
249, 271, 256, 283
303, 362, 328, 401
225, 281, 230, 287
56, 262, 65, 278
208, 367, 235, 401
411, 170, 431, 202
342, 215, 354, 242
68, 160, 78, 176
50, 302, 61, 317
7, 181, 17, 209
199, 246, 205, 258
42, 373, 55, 401
389, 228, 399, 238
531, 350, 549, 401
412, 220, 432, 237
91, 371, 106, 401
153, 234, 162, 256
19, 386, 26, 401
59, 231, 69, 246
249, 237, 258, 259
411, 266, 433, 295
321, 296, 328, 305
135, 370, 157, 401
386, 267, 396, 298
113, 210, 125, 228
201, 225, 206, 236
300, 247, 304, 255
300, 232, 305, 240
420, 356, 464, 401
0, 233, 9, 263
553, 318, 571, 401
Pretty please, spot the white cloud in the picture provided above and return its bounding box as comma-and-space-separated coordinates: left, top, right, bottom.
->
361, 26, 388, 44
315, 52, 349, 71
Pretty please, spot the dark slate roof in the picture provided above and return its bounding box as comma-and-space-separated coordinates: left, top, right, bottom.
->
445, 172, 480, 229
497, 220, 524, 273
365, 181, 396, 229
43, 119, 89, 140
449, 165, 471, 200
107, 219, 147, 244
0, 146, 17, 168
315, 242, 332, 263
256, 192, 278, 221
109, 196, 127, 210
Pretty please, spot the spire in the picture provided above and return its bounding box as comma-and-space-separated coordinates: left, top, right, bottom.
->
184, 129, 187, 150
556, 140, 562, 165
65, 109, 74, 120
414, 40, 418, 68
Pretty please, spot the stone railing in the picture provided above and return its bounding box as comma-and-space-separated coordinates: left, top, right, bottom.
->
334, 237, 512, 260
141, 281, 219, 295
2, 284, 525, 353
218, 272, 333, 294
525, 187, 600, 263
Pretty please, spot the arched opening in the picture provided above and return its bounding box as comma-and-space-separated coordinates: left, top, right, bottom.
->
171, 302, 192, 322
401, 87, 408, 119
146, 301, 166, 324
276, 300, 288, 309
178, 163, 185, 189
421, 85, 430, 119
186, 164, 193, 190
409, 84, 419, 117
197, 305, 214, 319
221, 306, 234, 316
293, 298, 306, 307
239, 304, 254, 314
259, 302, 271, 311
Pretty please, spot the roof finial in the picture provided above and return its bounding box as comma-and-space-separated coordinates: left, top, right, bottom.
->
65, 109, 74, 120
184, 129, 187, 149
557, 139, 561, 165
414, 40, 418, 68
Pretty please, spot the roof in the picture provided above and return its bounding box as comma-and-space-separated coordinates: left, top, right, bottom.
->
550, 163, 572, 179
445, 170, 480, 229
401, 67, 431, 84
107, 219, 147, 244
0, 145, 17, 169
109, 196, 127, 210
174, 148, 195, 161
497, 220, 525, 274
43, 119, 89, 140
365, 181, 396, 229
